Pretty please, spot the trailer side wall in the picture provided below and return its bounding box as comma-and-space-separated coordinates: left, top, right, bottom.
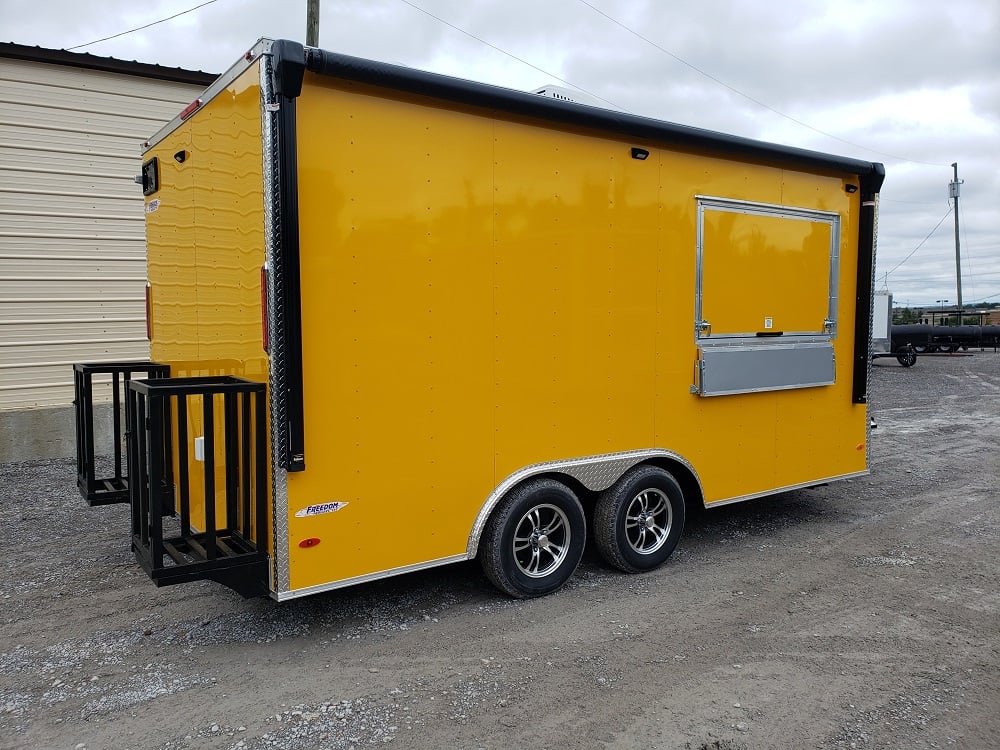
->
284, 73, 866, 592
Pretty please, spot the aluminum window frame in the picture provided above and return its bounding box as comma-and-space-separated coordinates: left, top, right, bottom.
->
694, 196, 842, 342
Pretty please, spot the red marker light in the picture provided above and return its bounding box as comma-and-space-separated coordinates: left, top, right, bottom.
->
299, 538, 321, 549
179, 98, 202, 120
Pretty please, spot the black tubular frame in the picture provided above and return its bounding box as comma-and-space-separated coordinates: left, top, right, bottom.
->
127, 376, 269, 598
73, 361, 170, 506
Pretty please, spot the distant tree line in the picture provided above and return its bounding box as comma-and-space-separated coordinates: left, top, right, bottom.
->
892, 301, 999, 326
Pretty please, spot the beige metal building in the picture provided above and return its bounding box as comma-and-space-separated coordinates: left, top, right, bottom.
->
0, 43, 213, 461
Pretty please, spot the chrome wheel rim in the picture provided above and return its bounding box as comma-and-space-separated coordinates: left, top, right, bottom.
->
624, 488, 672, 555
512, 504, 571, 578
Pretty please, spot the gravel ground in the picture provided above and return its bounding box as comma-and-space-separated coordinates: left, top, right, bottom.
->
1, 352, 998, 750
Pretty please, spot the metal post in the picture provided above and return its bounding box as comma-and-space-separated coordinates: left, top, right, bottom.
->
306, 0, 320, 46
950, 163, 963, 319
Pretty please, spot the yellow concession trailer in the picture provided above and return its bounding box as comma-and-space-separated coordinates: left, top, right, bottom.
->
73, 39, 885, 600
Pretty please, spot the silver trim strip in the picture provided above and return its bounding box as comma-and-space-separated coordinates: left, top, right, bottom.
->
271, 554, 468, 601
466, 449, 702, 558
695, 195, 840, 223
144, 38, 274, 152
705, 470, 868, 508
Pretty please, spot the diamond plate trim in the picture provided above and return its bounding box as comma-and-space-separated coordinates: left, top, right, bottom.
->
260, 51, 290, 594
865, 194, 880, 469
466, 449, 702, 558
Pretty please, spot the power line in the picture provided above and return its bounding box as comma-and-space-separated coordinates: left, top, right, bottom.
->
396, 0, 623, 111
885, 207, 953, 277
575, 0, 946, 167
61, 0, 952, 172
67, 0, 220, 51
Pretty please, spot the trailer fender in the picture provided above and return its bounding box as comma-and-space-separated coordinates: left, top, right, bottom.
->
466, 449, 703, 558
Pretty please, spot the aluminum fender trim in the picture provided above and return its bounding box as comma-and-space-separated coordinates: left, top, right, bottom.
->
466, 449, 702, 559
271, 554, 467, 601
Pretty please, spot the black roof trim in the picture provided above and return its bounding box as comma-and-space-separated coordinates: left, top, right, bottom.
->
299, 44, 884, 190
0, 41, 217, 86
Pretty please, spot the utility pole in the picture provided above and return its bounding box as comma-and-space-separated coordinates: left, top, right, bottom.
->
306, 0, 320, 47
949, 162, 963, 319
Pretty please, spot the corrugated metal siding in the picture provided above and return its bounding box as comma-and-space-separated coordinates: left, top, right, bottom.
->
0, 58, 207, 408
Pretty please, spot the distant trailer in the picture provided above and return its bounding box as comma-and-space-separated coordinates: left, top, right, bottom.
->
73, 39, 885, 601
892, 324, 1000, 354
872, 292, 916, 366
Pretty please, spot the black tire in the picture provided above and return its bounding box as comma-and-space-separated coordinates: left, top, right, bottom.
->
896, 351, 917, 367
479, 478, 586, 598
594, 465, 685, 573
913, 345, 928, 353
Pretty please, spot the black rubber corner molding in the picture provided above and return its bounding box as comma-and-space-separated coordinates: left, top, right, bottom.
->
852, 163, 887, 405
271, 39, 306, 100
269, 38, 307, 472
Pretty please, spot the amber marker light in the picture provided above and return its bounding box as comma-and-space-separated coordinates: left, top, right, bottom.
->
145, 282, 153, 341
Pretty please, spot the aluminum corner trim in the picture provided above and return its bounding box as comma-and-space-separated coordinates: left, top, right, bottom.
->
144, 38, 273, 152
260, 53, 290, 595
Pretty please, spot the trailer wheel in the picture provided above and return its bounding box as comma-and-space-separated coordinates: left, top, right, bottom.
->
594, 465, 685, 573
896, 351, 917, 367
479, 478, 586, 598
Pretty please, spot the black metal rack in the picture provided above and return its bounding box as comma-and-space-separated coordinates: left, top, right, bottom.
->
73, 362, 171, 506
126, 376, 270, 598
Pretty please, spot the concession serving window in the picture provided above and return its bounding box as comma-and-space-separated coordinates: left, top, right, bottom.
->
692, 196, 841, 397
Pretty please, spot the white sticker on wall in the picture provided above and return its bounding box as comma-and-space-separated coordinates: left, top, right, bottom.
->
295, 501, 349, 518
145, 199, 161, 214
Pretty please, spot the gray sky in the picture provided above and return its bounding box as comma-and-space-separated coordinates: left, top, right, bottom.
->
3, 0, 997, 308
